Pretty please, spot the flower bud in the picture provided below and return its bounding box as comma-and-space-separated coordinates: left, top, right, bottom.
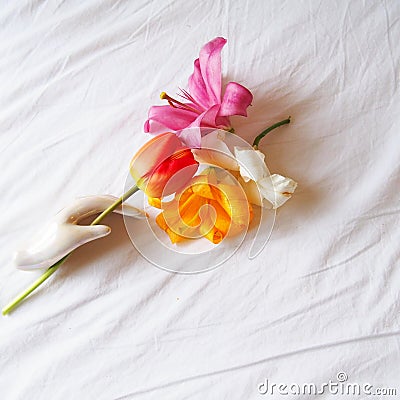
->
130, 132, 199, 198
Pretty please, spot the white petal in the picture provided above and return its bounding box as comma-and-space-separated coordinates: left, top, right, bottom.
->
238, 177, 264, 207
234, 147, 268, 182
258, 174, 298, 209
192, 130, 239, 171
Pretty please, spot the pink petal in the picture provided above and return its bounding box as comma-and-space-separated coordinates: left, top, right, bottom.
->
187, 59, 209, 109
144, 119, 151, 132
188, 37, 226, 108
177, 105, 221, 148
144, 105, 198, 133
219, 82, 253, 117
177, 127, 202, 149
193, 104, 220, 129
215, 115, 231, 129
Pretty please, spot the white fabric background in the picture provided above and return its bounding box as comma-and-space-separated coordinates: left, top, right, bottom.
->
1, 1, 399, 399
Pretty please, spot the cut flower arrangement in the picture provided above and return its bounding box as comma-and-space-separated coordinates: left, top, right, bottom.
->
3, 37, 297, 315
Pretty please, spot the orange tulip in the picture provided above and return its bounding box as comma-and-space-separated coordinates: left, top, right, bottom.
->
153, 168, 253, 244
130, 132, 199, 198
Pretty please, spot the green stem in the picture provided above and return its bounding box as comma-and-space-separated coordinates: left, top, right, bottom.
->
252, 117, 291, 149
2, 185, 139, 316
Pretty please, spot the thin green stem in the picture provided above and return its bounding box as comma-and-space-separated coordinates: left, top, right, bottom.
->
2, 185, 139, 316
252, 117, 291, 149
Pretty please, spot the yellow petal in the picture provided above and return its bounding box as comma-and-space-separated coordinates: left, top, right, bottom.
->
148, 197, 162, 208
191, 183, 216, 200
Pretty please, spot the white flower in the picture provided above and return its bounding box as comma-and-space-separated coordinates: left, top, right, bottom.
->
193, 131, 297, 209
13, 195, 146, 270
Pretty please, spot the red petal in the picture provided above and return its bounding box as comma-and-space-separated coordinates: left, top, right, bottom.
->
150, 149, 199, 197
130, 132, 198, 198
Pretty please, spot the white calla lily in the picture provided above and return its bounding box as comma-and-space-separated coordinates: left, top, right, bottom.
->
14, 195, 146, 271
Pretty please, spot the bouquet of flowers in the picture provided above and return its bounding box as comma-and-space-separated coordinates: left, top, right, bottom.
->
3, 37, 297, 315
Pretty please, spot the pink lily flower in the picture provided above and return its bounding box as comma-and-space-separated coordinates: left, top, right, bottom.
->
144, 37, 253, 148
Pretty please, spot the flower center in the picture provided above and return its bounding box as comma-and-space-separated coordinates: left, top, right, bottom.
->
160, 92, 201, 114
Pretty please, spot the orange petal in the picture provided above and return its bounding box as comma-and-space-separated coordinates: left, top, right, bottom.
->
155, 212, 186, 243
154, 168, 253, 244
208, 199, 231, 236
159, 192, 207, 240
165, 228, 186, 243
180, 196, 205, 227
155, 212, 169, 231
200, 225, 224, 244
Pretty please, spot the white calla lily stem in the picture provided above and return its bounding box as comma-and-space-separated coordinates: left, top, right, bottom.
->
2, 185, 139, 316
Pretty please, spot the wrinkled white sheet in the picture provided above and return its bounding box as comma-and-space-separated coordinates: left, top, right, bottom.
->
1, 1, 399, 399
